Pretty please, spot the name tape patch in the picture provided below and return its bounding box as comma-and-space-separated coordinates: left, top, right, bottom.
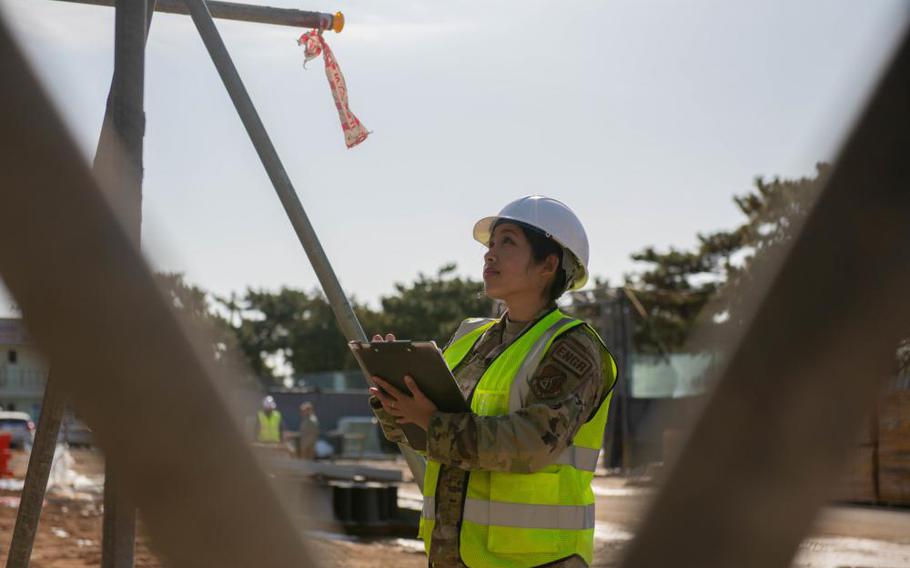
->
551, 339, 594, 376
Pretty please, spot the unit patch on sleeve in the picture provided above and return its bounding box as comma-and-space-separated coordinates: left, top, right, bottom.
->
529, 364, 568, 399
551, 338, 594, 376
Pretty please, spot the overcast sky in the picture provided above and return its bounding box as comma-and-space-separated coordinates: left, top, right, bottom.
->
1, 0, 907, 316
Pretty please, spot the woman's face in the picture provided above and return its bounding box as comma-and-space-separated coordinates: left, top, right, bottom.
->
483, 222, 556, 303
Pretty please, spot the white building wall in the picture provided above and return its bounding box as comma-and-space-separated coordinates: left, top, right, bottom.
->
0, 319, 49, 418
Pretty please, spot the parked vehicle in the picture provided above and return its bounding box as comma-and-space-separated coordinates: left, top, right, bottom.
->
0, 411, 35, 449
59, 416, 93, 447
327, 416, 384, 457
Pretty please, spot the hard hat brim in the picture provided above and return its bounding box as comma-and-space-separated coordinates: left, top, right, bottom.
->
473, 215, 588, 291
472, 216, 500, 247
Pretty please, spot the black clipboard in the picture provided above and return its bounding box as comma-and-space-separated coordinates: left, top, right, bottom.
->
349, 340, 469, 451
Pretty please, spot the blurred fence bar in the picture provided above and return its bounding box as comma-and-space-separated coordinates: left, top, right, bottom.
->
0, 11, 314, 566
621, 25, 910, 568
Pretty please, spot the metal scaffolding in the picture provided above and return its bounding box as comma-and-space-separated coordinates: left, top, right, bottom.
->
1, 0, 422, 565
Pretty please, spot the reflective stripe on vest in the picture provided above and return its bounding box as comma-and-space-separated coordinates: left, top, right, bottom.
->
442, 317, 497, 368
463, 498, 596, 530
451, 317, 497, 345
553, 445, 600, 472
507, 315, 577, 413
424, 495, 596, 528
423, 496, 436, 521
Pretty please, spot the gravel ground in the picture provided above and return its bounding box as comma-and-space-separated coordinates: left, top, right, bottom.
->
1, 450, 908, 567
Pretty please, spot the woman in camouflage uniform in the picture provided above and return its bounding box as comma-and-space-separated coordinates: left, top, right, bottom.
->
369, 196, 616, 568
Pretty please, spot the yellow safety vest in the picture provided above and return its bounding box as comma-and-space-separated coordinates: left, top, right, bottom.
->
257, 410, 282, 443
418, 309, 617, 567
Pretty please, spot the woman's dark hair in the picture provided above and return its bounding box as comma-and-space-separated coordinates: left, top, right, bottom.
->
492, 219, 568, 303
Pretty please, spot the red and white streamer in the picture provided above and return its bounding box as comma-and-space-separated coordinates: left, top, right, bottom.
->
298, 30, 369, 149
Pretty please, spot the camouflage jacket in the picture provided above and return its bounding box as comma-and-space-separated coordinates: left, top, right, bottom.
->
371, 310, 610, 568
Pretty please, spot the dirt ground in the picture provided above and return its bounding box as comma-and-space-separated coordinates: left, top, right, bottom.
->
1, 449, 909, 567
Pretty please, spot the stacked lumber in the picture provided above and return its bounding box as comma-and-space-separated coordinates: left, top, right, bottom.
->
878, 381, 910, 505
836, 444, 878, 503
833, 412, 878, 504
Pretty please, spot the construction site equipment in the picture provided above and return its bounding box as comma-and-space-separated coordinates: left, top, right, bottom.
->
268, 457, 416, 535
473, 195, 591, 290
331, 481, 403, 529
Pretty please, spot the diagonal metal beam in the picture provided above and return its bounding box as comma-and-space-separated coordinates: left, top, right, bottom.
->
178, 0, 427, 489
0, 13, 313, 567
5, 377, 66, 567
620, 26, 910, 568
46, 0, 342, 30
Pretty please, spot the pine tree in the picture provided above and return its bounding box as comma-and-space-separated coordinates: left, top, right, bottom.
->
626, 163, 829, 352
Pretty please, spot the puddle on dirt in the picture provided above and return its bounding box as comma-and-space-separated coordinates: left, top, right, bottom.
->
594, 522, 634, 543
794, 536, 910, 568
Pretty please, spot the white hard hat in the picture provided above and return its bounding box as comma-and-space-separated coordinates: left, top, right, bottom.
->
473, 195, 590, 291
262, 395, 277, 410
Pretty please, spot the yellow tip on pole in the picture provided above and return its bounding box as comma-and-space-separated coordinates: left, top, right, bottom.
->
332, 12, 345, 33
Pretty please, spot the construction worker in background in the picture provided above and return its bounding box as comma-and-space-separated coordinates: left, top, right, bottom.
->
297, 402, 320, 459
256, 395, 284, 444
369, 196, 617, 568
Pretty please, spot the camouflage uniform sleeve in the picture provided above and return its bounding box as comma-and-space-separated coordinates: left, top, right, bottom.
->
426, 326, 609, 473
369, 395, 408, 445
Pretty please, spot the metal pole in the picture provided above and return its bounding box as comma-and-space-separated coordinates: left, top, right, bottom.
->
619, 293, 633, 469
97, 0, 150, 564
178, 0, 426, 488
47, 0, 340, 30
5, 379, 65, 567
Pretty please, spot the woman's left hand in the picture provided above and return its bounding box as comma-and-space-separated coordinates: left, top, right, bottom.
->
369, 375, 438, 431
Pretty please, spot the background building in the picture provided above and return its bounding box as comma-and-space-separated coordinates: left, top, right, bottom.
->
0, 318, 48, 418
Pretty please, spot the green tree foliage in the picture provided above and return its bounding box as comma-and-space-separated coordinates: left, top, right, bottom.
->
154, 272, 237, 372
209, 264, 491, 386
222, 288, 379, 379
155, 272, 212, 319
626, 163, 829, 353
623, 247, 718, 353
707, 164, 829, 331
